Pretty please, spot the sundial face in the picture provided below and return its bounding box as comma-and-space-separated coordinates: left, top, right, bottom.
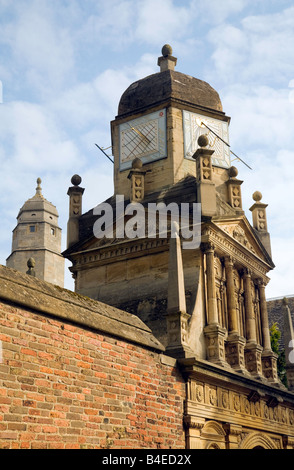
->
183, 110, 231, 169
119, 109, 167, 171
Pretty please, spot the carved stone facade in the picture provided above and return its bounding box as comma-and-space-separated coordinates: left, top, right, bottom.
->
183, 369, 294, 449
63, 46, 294, 448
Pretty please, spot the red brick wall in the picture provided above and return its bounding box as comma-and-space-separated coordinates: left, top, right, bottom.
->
0, 300, 186, 449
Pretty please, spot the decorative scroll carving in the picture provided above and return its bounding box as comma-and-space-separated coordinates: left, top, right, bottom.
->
222, 225, 256, 254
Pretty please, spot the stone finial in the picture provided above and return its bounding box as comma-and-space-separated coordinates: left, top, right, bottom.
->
198, 134, 209, 148
228, 166, 239, 178
128, 158, 146, 202
250, 191, 268, 231
71, 174, 82, 186
226, 167, 243, 212
35, 177, 42, 196
249, 190, 271, 256
192, 138, 216, 217
132, 157, 143, 169
252, 190, 262, 202
162, 44, 173, 57
26, 257, 36, 277
158, 44, 177, 72
67, 175, 85, 249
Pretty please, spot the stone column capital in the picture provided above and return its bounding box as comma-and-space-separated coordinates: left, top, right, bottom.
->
201, 242, 215, 254
242, 267, 252, 278
224, 255, 235, 267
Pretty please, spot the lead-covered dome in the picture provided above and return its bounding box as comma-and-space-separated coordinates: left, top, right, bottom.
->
118, 45, 223, 116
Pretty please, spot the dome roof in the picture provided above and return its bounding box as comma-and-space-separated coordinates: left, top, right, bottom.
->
118, 46, 223, 116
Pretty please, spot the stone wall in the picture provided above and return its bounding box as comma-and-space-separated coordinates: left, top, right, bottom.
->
267, 297, 294, 349
0, 265, 186, 449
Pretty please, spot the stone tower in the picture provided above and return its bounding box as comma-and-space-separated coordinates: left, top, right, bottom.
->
63, 44, 279, 372
6, 178, 64, 287
62, 46, 294, 449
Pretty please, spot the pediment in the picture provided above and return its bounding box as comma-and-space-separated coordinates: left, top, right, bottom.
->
213, 217, 273, 266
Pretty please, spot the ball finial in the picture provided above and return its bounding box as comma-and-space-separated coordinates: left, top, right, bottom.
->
198, 134, 209, 148
283, 297, 289, 306
71, 174, 82, 186
229, 166, 239, 178
36, 177, 42, 186
27, 257, 36, 268
162, 44, 173, 57
132, 157, 143, 169
252, 191, 262, 202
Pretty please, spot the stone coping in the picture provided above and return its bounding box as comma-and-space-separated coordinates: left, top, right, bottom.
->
0, 264, 164, 352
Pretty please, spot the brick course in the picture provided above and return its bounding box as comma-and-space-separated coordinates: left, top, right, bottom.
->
0, 300, 186, 449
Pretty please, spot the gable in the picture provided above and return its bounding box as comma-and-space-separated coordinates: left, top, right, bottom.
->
213, 216, 274, 268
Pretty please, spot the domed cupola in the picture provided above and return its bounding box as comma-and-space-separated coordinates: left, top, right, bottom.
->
111, 45, 231, 198
118, 45, 223, 117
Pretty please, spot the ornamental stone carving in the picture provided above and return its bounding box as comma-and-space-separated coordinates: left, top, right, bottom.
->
222, 224, 255, 253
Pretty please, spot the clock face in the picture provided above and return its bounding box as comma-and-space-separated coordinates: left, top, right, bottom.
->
183, 110, 231, 169
119, 109, 167, 171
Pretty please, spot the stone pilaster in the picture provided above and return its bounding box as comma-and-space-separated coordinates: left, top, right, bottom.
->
243, 269, 263, 378
257, 279, 279, 384
184, 416, 205, 450
224, 256, 238, 334
224, 424, 242, 449
224, 256, 247, 373
203, 243, 218, 326
202, 243, 227, 366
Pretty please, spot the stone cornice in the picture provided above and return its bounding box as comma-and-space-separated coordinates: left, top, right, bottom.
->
178, 357, 294, 405
69, 237, 170, 271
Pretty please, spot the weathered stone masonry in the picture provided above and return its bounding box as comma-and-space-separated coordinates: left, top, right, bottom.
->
0, 265, 185, 449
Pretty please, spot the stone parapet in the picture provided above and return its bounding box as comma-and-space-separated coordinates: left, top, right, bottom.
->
0, 264, 164, 352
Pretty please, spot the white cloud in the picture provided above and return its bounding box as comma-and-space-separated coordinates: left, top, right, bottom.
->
0, 101, 81, 171
222, 85, 294, 152
0, 0, 75, 97
49, 52, 157, 135
77, 0, 135, 48
208, 6, 294, 85
190, 0, 249, 24
267, 238, 294, 299
135, 0, 191, 44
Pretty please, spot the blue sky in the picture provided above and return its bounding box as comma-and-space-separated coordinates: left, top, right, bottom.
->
0, 0, 294, 298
